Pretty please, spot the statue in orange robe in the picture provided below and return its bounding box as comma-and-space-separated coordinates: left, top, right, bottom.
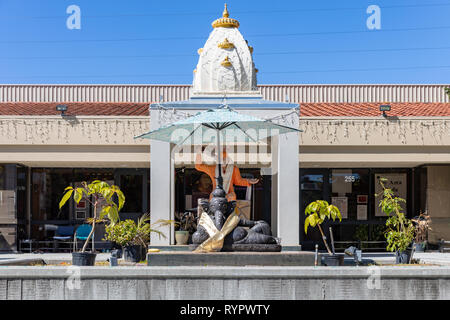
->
195, 150, 258, 201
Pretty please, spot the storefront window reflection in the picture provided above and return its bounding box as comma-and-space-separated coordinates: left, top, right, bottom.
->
300, 172, 326, 247
300, 168, 413, 250
31, 168, 114, 240
330, 169, 370, 221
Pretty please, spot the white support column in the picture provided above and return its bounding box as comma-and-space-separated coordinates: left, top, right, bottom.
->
149, 109, 174, 245
270, 138, 278, 237
272, 132, 299, 246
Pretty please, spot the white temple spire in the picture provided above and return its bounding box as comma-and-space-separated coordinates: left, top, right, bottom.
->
192, 4, 259, 96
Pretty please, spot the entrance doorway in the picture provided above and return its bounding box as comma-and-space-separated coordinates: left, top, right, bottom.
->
299, 169, 330, 251
175, 168, 270, 223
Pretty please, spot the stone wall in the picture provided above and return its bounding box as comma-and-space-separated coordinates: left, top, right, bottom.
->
0, 266, 448, 300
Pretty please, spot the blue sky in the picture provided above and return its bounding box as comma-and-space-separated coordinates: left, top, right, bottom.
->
0, 0, 449, 84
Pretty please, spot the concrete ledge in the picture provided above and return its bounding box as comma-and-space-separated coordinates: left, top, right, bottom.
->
0, 258, 46, 266
148, 245, 302, 252
0, 266, 449, 279
281, 245, 302, 252
0, 253, 110, 265
0, 266, 448, 299
148, 245, 191, 251
147, 252, 314, 266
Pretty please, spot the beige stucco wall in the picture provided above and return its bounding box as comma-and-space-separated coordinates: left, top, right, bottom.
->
299, 117, 450, 167
0, 116, 149, 145
0, 115, 449, 168
426, 166, 450, 243
300, 117, 450, 146
0, 116, 150, 167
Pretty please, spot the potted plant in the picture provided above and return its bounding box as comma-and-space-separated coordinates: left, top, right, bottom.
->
353, 225, 368, 246
411, 212, 432, 252
304, 200, 342, 266
377, 177, 415, 264
174, 211, 196, 245
105, 213, 172, 262
59, 180, 124, 266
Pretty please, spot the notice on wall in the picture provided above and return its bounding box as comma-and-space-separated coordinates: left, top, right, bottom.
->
332, 196, 348, 219
332, 170, 352, 194
374, 173, 407, 216
357, 205, 368, 220
357, 195, 368, 204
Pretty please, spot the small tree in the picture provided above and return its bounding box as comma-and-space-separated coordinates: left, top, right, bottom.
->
304, 200, 342, 255
59, 180, 125, 253
105, 213, 172, 247
377, 177, 414, 252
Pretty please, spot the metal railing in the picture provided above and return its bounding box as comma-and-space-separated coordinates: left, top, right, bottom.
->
439, 239, 450, 253
1, 84, 449, 103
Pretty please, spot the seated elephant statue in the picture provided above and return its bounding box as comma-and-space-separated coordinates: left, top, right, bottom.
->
192, 187, 280, 249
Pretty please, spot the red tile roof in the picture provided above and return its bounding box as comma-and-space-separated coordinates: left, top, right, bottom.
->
0, 102, 449, 117
300, 103, 450, 117
0, 102, 150, 116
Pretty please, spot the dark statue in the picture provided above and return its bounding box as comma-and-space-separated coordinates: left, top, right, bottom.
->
192, 186, 280, 251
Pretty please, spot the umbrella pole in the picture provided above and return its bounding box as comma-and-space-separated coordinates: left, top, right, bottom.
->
216, 128, 224, 189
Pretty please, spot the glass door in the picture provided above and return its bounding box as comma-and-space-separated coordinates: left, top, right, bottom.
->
114, 169, 149, 221
299, 169, 330, 250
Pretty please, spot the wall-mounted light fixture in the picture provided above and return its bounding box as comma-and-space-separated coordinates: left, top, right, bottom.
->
56, 104, 68, 116
379, 104, 391, 117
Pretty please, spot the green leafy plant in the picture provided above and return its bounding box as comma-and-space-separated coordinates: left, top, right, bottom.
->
304, 200, 342, 255
353, 225, 386, 250
377, 177, 414, 252
370, 224, 386, 242
105, 213, 173, 247
353, 225, 368, 242
445, 87, 450, 98
59, 180, 125, 253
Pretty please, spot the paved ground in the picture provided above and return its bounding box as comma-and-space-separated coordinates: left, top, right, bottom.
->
413, 252, 450, 266
0, 251, 449, 266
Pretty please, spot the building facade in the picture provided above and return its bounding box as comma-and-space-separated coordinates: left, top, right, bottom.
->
0, 6, 449, 252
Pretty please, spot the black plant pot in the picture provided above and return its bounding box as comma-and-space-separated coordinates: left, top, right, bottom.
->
321, 254, 344, 266
123, 245, 143, 263
413, 242, 426, 252
72, 252, 96, 266
395, 245, 414, 264
111, 248, 122, 259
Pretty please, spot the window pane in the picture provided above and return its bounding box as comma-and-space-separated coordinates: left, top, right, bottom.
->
120, 174, 143, 213
331, 169, 369, 221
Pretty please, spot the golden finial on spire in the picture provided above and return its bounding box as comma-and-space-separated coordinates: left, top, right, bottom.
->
218, 38, 235, 49
223, 3, 229, 18
212, 4, 239, 28
221, 56, 232, 67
